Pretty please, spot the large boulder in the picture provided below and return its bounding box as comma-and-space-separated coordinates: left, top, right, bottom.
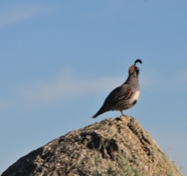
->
1, 116, 183, 176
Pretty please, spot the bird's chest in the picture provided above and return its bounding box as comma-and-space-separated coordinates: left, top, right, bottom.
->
130, 91, 140, 103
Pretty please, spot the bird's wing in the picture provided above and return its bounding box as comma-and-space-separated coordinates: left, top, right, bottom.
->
92, 85, 134, 118
116, 87, 134, 102
105, 84, 134, 105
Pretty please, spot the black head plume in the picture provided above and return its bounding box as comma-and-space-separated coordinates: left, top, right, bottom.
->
129, 59, 142, 74
134, 59, 142, 65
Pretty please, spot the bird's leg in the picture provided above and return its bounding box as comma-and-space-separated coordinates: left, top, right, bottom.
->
120, 111, 127, 117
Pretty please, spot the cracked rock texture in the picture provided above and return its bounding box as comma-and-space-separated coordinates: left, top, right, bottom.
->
2, 116, 183, 176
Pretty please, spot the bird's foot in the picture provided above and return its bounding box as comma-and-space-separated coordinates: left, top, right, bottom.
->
120, 111, 127, 117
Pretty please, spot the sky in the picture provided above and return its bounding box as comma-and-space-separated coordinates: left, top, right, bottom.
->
0, 0, 186, 175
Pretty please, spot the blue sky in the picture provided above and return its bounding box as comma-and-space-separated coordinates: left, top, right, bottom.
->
0, 0, 186, 175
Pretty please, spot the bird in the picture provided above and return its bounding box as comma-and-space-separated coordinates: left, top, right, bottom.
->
92, 59, 142, 118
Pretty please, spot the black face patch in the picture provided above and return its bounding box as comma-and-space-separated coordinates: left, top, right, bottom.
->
132, 100, 137, 106
135, 67, 139, 75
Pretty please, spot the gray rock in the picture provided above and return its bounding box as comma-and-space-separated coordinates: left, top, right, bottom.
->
1, 116, 183, 176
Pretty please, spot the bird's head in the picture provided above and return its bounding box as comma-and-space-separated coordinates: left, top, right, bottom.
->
128, 59, 142, 77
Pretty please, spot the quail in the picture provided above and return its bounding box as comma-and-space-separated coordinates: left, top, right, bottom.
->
92, 59, 142, 118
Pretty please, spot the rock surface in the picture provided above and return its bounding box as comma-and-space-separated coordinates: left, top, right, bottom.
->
2, 116, 183, 176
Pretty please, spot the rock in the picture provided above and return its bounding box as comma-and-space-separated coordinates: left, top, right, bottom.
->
1, 116, 183, 176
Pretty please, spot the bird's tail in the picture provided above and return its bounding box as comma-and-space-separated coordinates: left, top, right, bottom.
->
92, 115, 97, 118
92, 111, 100, 118
92, 106, 108, 118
